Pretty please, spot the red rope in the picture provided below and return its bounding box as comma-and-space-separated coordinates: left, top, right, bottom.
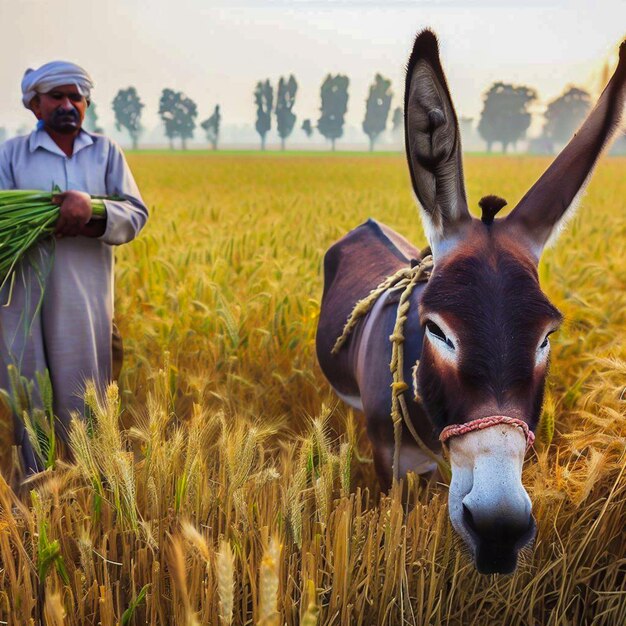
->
439, 415, 535, 450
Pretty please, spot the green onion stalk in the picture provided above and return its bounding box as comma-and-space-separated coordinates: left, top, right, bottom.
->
0, 190, 110, 304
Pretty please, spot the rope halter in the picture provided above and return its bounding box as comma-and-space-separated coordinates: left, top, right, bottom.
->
439, 415, 535, 451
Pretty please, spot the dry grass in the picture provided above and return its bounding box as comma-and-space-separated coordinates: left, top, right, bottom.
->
0, 153, 624, 625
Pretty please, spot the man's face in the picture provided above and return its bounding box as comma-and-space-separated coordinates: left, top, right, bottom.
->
30, 84, 88, 135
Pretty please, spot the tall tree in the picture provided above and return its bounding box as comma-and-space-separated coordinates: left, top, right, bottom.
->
362, 74, 392, 151
84, 102, 103, 134
159, 89, 179, 149
391, 106, 403, 134
317, 74, 349, 151
176, 93, 197, 150
478, 82, 537, 153
276, 75, 298, 150
543, 86, 591, 145
301, 119, 313, 138
112, 87, 144, 149
201, 105, 221, 150
254, 80, 273, 150
159, 89, 198, 150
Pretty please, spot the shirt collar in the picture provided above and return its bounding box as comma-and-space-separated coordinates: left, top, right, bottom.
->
28, 128, 95, 157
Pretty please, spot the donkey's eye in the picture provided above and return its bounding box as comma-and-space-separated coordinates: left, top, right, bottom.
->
539, 331, 554, 350
426, 320, 445, 340
426, 320, 455, 350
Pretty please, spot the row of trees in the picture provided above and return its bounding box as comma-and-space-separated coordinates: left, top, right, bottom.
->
252, 74, 599, 153
80, 87, 221, 150
20, 77, 602, 153
254, 73, 403, 151
82, 75, 402, 151
477, 83, 593, 153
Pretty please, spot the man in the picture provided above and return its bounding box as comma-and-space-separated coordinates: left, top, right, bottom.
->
0, 61, 148, 473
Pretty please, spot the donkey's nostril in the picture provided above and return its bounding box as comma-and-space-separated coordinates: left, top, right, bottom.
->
462, 503, 478, 536
463, 506, 536, 575
462, 500, 532, 545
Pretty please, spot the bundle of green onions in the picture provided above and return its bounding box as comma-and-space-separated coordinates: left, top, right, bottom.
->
0, 189, 108, 298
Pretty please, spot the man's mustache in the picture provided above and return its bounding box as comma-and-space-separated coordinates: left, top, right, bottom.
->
52, 108, 79, 124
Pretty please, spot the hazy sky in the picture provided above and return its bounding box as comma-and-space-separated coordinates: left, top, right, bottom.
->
1, 0, 624, 135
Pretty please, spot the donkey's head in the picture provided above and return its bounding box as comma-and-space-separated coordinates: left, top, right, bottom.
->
405, 31, 625, 574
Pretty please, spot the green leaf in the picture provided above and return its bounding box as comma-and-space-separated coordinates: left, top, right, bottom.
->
121, 584, 150, 625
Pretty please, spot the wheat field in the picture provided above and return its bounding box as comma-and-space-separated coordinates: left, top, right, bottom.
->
0, 152, 624, 625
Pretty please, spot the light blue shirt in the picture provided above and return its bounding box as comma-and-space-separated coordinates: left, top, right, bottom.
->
0, 128, 148, 245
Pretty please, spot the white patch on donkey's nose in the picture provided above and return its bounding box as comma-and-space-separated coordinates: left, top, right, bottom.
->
447, 424, 532, 559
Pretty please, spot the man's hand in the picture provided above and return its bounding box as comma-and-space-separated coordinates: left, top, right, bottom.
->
80, 220, 107, 238
52, 190, 93, 237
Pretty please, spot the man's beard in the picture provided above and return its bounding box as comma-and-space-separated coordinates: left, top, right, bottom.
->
48, 108, 81, 134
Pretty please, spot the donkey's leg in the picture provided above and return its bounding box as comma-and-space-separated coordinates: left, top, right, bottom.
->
371, 438, 439, 492
371, 440, 394, 491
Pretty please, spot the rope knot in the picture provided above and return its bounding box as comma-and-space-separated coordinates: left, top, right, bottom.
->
391, 381, 409, 395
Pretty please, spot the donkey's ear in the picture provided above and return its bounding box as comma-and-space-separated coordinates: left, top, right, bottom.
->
405, 30, 470, 258
507, 40, 626, 259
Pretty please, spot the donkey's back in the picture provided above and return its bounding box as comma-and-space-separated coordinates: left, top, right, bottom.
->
316, 218, 420, 398
316, 219, 439, 485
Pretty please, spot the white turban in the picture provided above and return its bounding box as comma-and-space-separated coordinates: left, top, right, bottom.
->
21, 61, 94, 109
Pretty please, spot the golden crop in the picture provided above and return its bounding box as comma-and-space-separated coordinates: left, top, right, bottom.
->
0, 153, 624, 625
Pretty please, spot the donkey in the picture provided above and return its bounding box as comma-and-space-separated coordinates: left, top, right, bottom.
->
316, 30, 625, 574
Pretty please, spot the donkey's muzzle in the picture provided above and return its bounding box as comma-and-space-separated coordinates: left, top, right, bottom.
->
447, 421, 533, 574
462, 503, 536, 574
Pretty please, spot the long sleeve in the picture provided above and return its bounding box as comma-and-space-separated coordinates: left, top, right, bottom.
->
0, 144, 16, 190
99, 140, 148, 245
